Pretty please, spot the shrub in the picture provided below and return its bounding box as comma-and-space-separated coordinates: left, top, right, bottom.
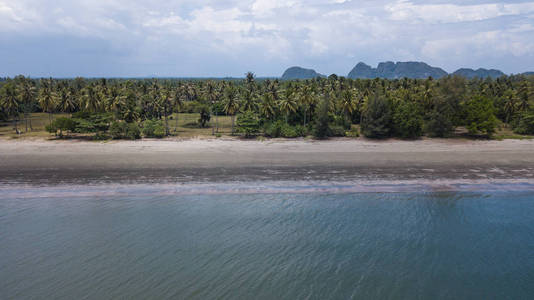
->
464, 95, 498, 137
126, 123, 141, 140
294, 125, 307, 137
265, 121, 307, 138
313, 97, 331, 138
393, 101, 423, 139
329, 125, 346, 137
46, 117, 77, 137
71, 112, 113, 133
109, 121, 127, 139
264, 120, 284, 138
513, 112, 534, 135
237, 110, 260, 137
93, 132, 110, 140
424, 109, 454, 137
109, 121, 141, 139
361, 92, 392, 138
142, 119, 165, 138
198, 105, 211, 128
345, 127, 360, 138
280, 124, 298, 138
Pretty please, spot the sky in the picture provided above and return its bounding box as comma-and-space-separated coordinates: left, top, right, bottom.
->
1, 0, 534, 77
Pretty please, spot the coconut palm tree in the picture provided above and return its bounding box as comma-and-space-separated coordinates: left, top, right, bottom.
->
297, 85, 316, 127
223, 85, 240, 135
57, 87, 77, 113
502, 89, 519, 124
241, 88, 257, 112
259, 93, 276, 122
17, 79, 36, 132
173, 88, 185, 133
160, 88, 173, 135
203, 81, 220, 134
38, 79, 56, 126
278, 88, 298, 124
1, 82, 21, 133
340, 89, 356, 125
82, 85, 100, 112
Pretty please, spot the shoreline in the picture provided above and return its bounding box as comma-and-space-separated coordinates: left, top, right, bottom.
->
1, 138, 534, 185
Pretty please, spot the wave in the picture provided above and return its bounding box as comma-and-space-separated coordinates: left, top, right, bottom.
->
2, 179, 534, 198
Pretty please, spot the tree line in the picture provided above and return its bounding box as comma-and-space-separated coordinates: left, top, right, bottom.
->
1, 72, 533, 139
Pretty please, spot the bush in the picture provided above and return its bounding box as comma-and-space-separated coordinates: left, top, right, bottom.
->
329, 125, 346, 137
237, 110, 260, 137
345, 127, 360, 138
71, 112, 113, 133
142, 119, 165, 138
126, 123, 141, 140
109, 121, 127, 139
313, 97, 331, 138
198, 105, 211, 128
424, 109, 454, 137
280, 124, 298, 138
264, 120, 284, 137
109, 121, 141, 139
93, 132, 110, 140
46, 117, 77, 137
294, 125, 307, 137
513, 112, 534, 135
361, 92, 392, 138
393, 101, 423, 139
265, 121, 307, 138
464, 95, 498, 137
110, 121, 141, 139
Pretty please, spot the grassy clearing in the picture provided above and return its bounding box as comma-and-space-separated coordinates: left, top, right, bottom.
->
1, 113, 532, 141
492, 127, 534, 140
0, 113, 236, 139
0, 113, 71, 139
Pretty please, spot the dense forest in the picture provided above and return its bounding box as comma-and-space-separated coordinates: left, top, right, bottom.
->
1, 73, 533, 139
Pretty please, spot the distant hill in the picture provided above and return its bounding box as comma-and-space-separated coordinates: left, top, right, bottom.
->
347, 61, 447, 79
281, 66, 325, 80
523, 72, 534, 76
452, 68, 505, 79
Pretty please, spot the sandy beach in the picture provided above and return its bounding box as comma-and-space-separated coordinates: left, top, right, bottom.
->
1, 138, 534, 184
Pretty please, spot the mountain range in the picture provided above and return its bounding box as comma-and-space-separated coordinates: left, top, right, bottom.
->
281, 61, 532, 80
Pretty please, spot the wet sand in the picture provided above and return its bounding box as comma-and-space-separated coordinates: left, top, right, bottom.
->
1, 138, 534, 184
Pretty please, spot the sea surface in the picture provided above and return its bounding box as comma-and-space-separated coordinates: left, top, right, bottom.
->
1, 181, 534, 299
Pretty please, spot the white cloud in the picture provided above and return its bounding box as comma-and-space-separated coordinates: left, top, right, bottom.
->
1, 0, 533, 76
386, 0, 534, 24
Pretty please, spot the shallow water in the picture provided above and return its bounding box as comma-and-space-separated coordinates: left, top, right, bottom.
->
1, 185, 534, 299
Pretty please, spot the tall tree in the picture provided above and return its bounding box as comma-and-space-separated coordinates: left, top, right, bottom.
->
17, 78, 36, 132
1, 82, 21, 133
223, 85, 240, 135
38, 79, 56, 126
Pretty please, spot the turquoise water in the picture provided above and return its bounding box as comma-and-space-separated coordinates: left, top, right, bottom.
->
1, 186, 534, 299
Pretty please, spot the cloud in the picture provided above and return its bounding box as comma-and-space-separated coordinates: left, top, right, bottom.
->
0, 0, 533, 76
386, 0, 534, 24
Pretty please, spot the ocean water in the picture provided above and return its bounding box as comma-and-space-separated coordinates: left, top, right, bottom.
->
1, 183, 534, 299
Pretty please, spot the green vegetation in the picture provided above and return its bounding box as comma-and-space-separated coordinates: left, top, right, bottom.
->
0, 73, 533, 140
236, 110, 260, 137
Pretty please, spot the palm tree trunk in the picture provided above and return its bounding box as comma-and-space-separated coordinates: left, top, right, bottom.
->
48, 112, 52, 127
304, 108, 307, 127
231, 115, 235, 135
164, 108, 169, 136
174, 112, 179, 133
215, 112, 219, 133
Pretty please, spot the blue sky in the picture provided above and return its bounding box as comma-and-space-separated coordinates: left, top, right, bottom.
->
1, 0, 533, 77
